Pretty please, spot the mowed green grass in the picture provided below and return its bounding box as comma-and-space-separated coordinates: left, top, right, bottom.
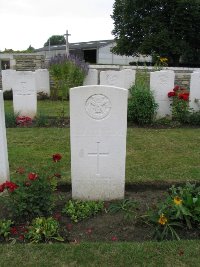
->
7, 127, 200, 183
4, 100, 70, 117
0, 241, 200, 267
3, 102, 200, 266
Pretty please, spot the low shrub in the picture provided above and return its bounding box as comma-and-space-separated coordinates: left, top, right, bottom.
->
0, 153, 63, 220
5, 112, 18, 127
188, 111, 200, 126
3, 90, 13, 100
168, 85, 190, 123
48, 54, 88, 100
147, 183, 200, 241
0, 219, 13, 241
108, 199, 138, 221
128, 83, 158, 125
25, 217, 64, 243
62, 200, 104, 222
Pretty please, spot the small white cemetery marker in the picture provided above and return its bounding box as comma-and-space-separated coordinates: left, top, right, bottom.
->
150, 70, 175, 118
100, 69, 135, 89
0, 91, 9, 184
35, 69, 50, 96
2, 69, 16, 92
189, 72, 200, 112
70, 85, 128, 200
12, 71, 37, 118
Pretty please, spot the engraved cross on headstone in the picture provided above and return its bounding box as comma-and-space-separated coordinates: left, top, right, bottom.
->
88, 141, 109, 176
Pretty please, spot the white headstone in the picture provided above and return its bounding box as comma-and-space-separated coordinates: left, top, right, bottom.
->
12, 71, 37, 118
100, 69, 135, 89
35, 69, 50, 96
2, 69, 16, 92
150, 70, 175, 118
83, 69, 98, 85
0, 91, 9, 183
70, 85, 128, 200
189, 72, 200, 112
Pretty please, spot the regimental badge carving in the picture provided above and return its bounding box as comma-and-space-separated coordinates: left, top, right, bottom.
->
85, 94, 111, 120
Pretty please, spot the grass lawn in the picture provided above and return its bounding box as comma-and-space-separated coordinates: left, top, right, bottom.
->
7, 127, 200, 184
4, 100, 70, 118
3, 101, 200, 265
0, 241, 200, 266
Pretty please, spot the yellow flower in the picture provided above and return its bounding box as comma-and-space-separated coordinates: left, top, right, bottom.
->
160, 57, 168, 63
158, 214, 168, 225
174, 196, 183, 205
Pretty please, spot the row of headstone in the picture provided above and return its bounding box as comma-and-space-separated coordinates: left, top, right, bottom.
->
2, 68, 200, 120
84, 69, 136, 90
2, 76, 200, 200
151, 70, 200, 117
2, 69, 50, 96
1, 83, 128, 200
0, 91, 9, 184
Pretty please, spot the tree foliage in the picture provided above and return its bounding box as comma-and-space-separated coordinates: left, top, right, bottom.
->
44, 35, 66, 47
112, 0, 200, 64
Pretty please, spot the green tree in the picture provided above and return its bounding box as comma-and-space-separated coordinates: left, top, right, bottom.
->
26, 45, 35, 52
44, 35, 66, 47
112, 0, 200, 65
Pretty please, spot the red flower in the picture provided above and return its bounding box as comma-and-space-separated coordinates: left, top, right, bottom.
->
10, 227, 18, 235
16, 116, 32, 126
173, 85, 180, 91
168, 91, 176, 97
52, 153, 62, 162
18, 234, 25, 241
4, 181, 18, 192
28, 172, 38, 181
111, 236, 118, 241
0, 184, 5, 193
178, 94, 189, 101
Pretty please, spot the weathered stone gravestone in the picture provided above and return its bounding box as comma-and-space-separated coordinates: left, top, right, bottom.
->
2, 69, 16, 92
83, 69, 98, 86
100, 69, 135, 89
150, 70, 175, 118
70, 85, 128, 200
189, 72, 200, 112
35, 69, 50, 96
0, 91, 9, 183
12, 71, 37, 118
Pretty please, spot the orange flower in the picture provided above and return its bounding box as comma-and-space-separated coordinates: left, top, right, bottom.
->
158, 214, 168, 225
174, 196, 182, 205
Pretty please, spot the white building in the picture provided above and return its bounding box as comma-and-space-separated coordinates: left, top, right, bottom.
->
35, 39, 152, 65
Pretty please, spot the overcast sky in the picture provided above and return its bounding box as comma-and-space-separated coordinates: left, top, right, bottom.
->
0, 0, 115, 51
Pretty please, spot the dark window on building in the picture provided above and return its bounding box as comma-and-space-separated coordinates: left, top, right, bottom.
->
83, 49, 96, 63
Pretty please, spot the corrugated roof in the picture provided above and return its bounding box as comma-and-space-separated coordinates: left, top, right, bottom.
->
36, 39, 114, 52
